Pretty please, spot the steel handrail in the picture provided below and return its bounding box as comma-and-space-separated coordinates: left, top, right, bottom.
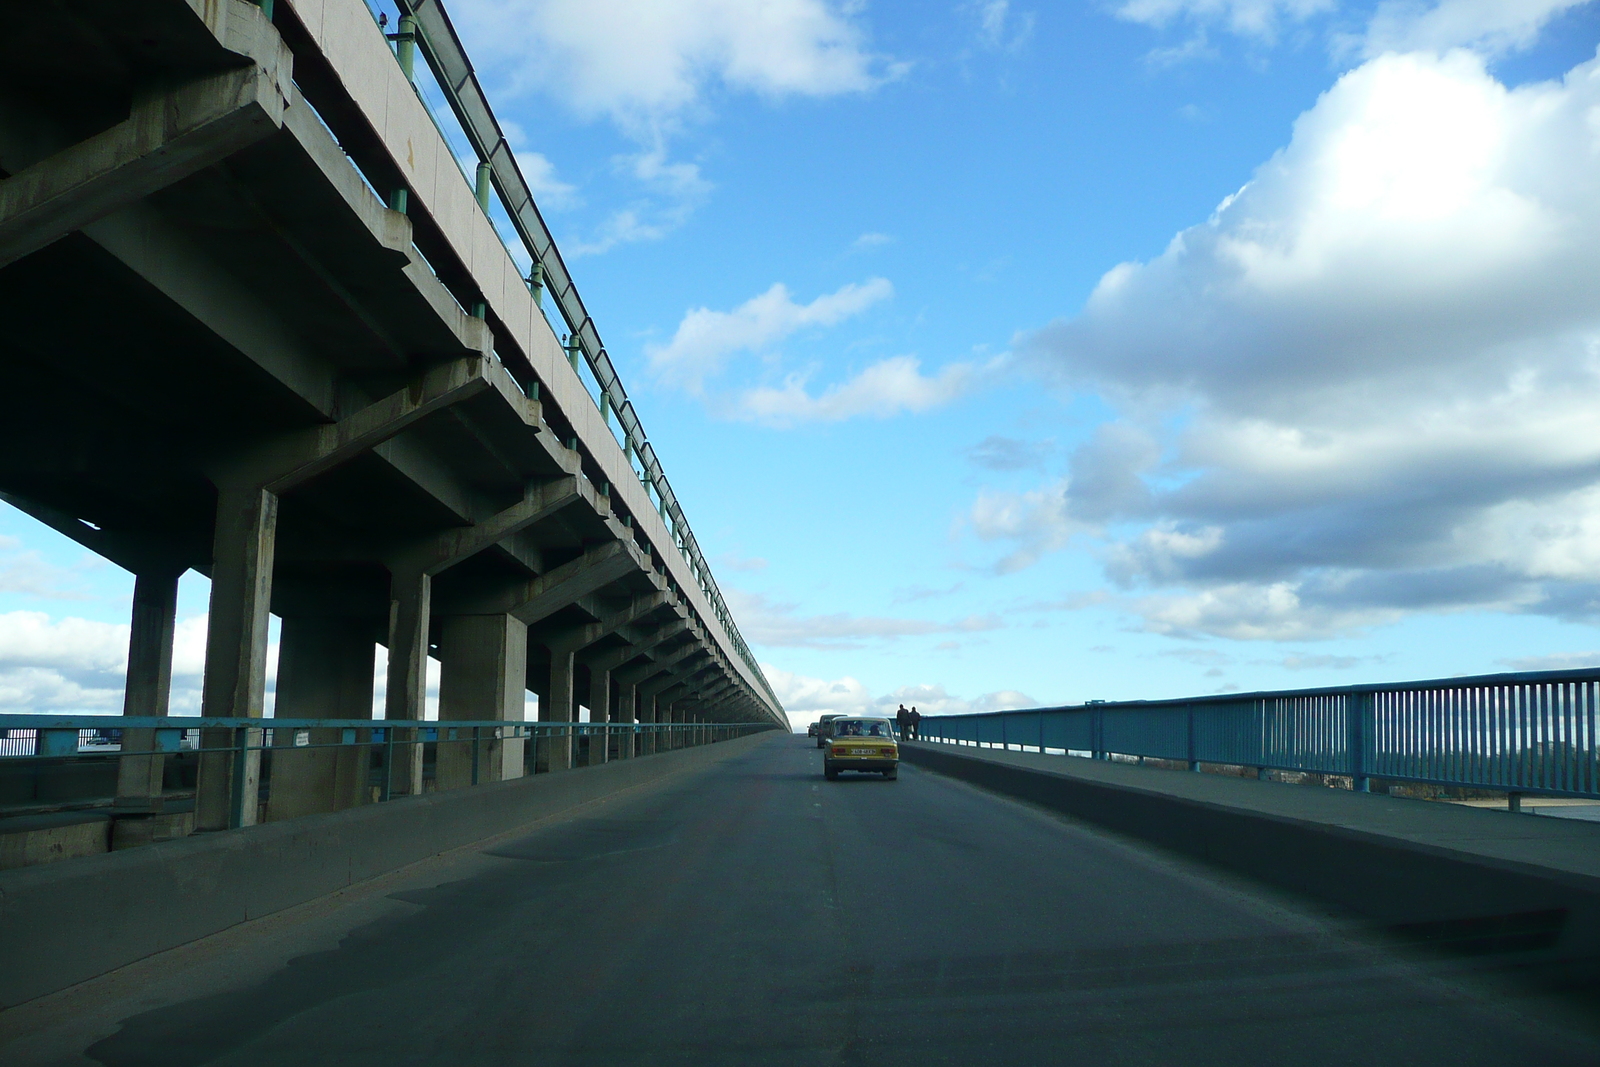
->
391, 0, 776, 709
915, 668, 1600, 799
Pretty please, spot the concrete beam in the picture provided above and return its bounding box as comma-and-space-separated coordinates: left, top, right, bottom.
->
404, 475, 581, 577
620, 638, 705, 689
502, 542, 645, 624
217, 355, 499, 494
0, 55, 290, 270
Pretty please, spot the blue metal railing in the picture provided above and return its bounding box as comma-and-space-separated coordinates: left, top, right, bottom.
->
915, 669, 1600, 798
0, 714, 769, 826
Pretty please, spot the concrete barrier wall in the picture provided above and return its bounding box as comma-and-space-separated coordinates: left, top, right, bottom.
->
901, 743, 1600, 976
0, 731, 776, 1008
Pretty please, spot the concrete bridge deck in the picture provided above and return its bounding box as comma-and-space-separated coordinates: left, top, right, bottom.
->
4, 733, 1598, 1066
0, 0, 785, 836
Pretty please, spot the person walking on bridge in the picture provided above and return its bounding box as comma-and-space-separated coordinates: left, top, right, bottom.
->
896, 704, 910, 739
909, 706, 921, 741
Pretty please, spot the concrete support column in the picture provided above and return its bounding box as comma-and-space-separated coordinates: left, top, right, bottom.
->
115, 569, 181, 813
614, 680, 636, 760
637, 689, 658, 755
664, 700, 682, 749
583, 666, 610, 767
197, 483, 278, 831
437, 614, 527, 790
268, 617, 375, 820
538, 645, 576, 772
640, 679, 684, 753
383, 568, 431, 797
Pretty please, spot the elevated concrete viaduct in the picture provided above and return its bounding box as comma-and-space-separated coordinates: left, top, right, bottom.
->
0, 0, 785, 832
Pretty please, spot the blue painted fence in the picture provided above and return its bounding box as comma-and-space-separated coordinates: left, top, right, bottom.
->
916, 669, 1600, 798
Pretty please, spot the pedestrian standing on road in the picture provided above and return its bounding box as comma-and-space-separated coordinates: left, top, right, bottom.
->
896, 704, 910, 738
909, 707, 921, 740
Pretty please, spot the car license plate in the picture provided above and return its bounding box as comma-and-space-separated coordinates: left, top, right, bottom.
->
853, 747, 875, 755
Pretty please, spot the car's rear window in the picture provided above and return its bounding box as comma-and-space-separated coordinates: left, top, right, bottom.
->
832, 719, 893, 737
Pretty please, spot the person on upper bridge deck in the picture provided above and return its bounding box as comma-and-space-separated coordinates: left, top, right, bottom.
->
909, 707, 921, 740
896, 705, 910, 737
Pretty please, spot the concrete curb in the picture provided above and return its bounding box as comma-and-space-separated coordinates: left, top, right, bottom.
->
901, 742, 1600, 975
0, 732, 778, 1008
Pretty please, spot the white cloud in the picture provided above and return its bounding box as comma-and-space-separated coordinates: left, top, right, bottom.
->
563, 145, 713, 256
0, 611, 140, 714
967, 479, 1078, 574
456, 0, 896, 131
1499, 650, 1600, 671
729, 589, 1000, 650
455, 3, 900, 257
0, 667, 126, 714
648, 278, 892, 392
1114, 0, 1334, 40
968, 435, 1055, 471
734, 354, 995, 427
0, 611, 128, 674
1360, 0, 1592, 60
515, 151, 580, 211
1000, 48, 1600, 640
973, 0, 1036, 51
851, 231, 894, 250
763, 664, 1035, 730
0, 543, 102, 601
0, 609, 257, 715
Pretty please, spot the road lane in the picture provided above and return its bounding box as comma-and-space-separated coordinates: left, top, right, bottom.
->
7, 734, 1598, 1066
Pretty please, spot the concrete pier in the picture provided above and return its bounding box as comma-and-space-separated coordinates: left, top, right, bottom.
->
268, 617, 376, 820
113, 570, 181, 813
437, 614, 527, 790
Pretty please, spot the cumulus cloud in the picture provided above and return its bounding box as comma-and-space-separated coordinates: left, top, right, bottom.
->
455, 0, 896, 130
1359, 0, 1592, 59
967, 479, 1077, 574
763, 664, 1035, 730
729, 589, 1000, 650
648, 278, 892, 393
452, 2, 899, 256
734, 355, 994, 428
987, 48, 1600, 640
0, 611, 203, 714
515, 151, 581, 212
851, 231, 894, 251
0, 611, 128, 676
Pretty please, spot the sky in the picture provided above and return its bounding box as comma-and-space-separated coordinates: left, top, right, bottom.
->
5, 0, 1600, 731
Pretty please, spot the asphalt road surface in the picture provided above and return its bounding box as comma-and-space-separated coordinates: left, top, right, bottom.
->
5, 733, 1599, 1066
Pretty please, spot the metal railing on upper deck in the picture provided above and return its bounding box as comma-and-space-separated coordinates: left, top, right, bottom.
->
353, 0, 776, 709
915, 668, 1600, 799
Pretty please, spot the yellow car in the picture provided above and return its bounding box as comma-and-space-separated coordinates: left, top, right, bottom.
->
823, 717, 899, 780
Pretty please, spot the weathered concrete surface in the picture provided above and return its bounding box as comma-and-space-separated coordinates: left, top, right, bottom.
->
0, 812, 110, 871
2, 736, 1597, 1066
900, 741, 1600, 969
0, 730, 776, 1009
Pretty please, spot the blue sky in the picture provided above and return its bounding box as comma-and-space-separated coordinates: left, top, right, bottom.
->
6, 0, 1600, 728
